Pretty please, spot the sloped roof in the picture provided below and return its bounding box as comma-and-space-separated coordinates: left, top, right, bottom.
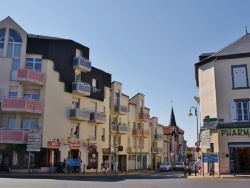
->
169, 107, 177, 127
195, 33, 250, 87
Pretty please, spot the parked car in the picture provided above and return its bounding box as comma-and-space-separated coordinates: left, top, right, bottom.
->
159, 162, 173, 172
173, 162, 185, 170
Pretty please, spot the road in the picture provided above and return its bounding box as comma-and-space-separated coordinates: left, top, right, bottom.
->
0, 171, 250, 188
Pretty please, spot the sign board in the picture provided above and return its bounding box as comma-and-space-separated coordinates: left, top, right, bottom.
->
65, 159, 81, 167
203, 118, 218, 129
27, 132, 42, 152
47, 141, 60, 148
27, 148, 41, 152
202, 153, 218, 163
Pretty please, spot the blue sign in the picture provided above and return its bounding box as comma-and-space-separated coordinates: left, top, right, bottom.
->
202, 153, 218, 163
66, 159, 81, 167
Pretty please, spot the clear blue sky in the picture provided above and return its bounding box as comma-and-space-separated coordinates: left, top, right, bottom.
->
2, 0, 250, 147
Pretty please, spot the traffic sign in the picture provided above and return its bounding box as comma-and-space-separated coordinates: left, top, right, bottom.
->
202, 153, 218, 162
27, 148, 41, 152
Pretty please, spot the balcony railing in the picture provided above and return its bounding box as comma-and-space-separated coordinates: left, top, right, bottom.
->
142, 130, 150, 137
154, 133, 163, 140
73, 56, 92, 72
118, 124, 128, 133
138, 113, 150, 122
17, 68, 45, 86
89, 112, 106, 124
151, 147, 163, 153
110, 123, 118, 132
132, 129, 142, 136
114, 105, 128, 115
69, 108, 90, 121
1, 98, 43, 114
0, 129, 29, 143
72, 81, 91, 96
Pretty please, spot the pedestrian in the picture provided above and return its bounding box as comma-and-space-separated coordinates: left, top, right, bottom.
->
104, 162, 108, 175
196, 157, 202, 175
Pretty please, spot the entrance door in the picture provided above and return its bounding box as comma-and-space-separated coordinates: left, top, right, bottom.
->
142, 155, 147, 170
230, 147, 250, 173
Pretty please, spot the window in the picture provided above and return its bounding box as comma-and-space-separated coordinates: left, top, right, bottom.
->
9, 86, 17, 98
0, 29, 5, 56
7, 29, 22, 58
75, 73, 81, 82
26, 58, 42, 71
22, 119, 39, 130
8, 117, 16, 129
115, 92, 120, 107
71, 124, 79, 138
232, 65, 248, 88
24, 89, 40, 101
237, 102, 249, 122
230, 100, 250, 122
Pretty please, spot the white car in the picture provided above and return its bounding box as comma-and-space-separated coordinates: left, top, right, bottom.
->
159, 162, 173, 171
173, 162, 185, 170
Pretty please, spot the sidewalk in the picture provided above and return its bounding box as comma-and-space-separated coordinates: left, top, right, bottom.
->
187, 172, 250, 179
0, 169, 156, 177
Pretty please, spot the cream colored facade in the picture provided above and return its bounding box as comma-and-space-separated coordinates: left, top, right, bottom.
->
0, 17, 188, 173
150, 117, 163, 169
196, 34, 250, 174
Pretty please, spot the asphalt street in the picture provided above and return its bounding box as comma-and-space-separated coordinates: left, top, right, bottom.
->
0, 171, 250, 188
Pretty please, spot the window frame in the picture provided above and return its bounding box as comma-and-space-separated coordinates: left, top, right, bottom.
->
231, 65, 249, 89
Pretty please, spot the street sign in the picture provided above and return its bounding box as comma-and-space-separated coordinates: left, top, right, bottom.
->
28, 138, 42, 142
202, 153, 218, 162
28, 133, 42, 139
203, 118, 218, 129
27, 148, 41, 152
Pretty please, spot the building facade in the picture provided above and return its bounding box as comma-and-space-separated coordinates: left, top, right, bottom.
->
195, 32, 250, 174
0, 16, 187, 173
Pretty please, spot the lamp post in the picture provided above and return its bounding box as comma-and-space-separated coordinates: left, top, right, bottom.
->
188, 106, 199, 141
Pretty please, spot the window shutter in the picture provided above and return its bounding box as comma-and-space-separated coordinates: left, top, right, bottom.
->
230, 101, 237, 122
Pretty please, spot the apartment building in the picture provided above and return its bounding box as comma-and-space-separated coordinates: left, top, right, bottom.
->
195, 32, 250, 174
0, 16, 186, 173
150, 117, 163, 169
0, 16, 111, 172
128, 93, 151, 170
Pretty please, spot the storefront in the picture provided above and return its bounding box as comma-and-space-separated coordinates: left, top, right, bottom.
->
218, 126, 250, 173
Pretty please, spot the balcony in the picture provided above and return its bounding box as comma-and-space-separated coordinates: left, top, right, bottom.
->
132, 129, 142, 136
73, 57, 91, 73
154, 133, 163, 140
0, 129, 29, 143
151, 147, 163, 153
142, 130, 150, 137
151, 147, 157, 153
89, 112, 106, 124
17, 68, 45, 86
113, 105, 128, 115
72, 81, 91, 97
69, 108, 90, 121
138, 113, 150, 122
117, 123, 128, 134
110, 123, 118, 132
157, 147, 163, 153
1, 98, 42, 114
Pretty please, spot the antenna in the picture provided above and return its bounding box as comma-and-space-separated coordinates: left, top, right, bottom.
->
245, 26, 248, 34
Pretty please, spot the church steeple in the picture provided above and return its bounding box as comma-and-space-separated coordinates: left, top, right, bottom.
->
169, 107, 177, 127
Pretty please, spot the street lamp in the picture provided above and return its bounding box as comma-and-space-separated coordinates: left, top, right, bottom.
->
188, 106, 199, 141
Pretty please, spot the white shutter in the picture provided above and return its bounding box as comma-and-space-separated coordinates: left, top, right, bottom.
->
230, 101, 237, 122
240, 67, 247, 87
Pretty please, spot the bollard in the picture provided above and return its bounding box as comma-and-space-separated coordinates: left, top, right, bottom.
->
194, 164, 197, 176
83, 164, 85, 174
183, 166, 186, 177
